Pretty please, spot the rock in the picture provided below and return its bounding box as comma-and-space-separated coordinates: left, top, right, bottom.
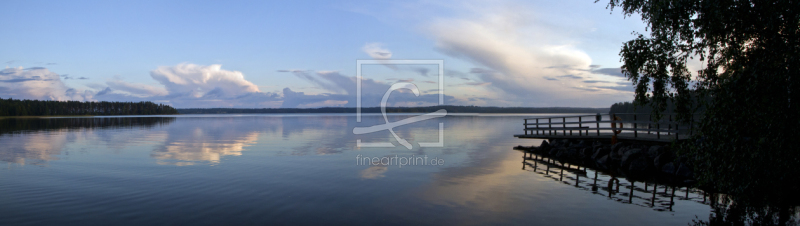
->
628, 157, 651, 178
595, 155, 609, 169
555, 148, 566, 159
661, 162, 676, 175
653, 151, 675, 168
676, 163, 694, 179
557, 148, 578, 162
549, 147, 562, 156
591, 142, 603, 154
592, 147, 610, 160
611, 142, 626, 156
621, 148, 644, 169
539, 140, 550, 149
535, 146, 547, 154
579, 147, 593, 160
566, 148, 579, 162
570, 140, 584, 147
557, 139, 570, 147
647, 145, 663, 158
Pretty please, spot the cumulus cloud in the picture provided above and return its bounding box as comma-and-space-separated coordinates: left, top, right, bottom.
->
150, 63, 260, 98
90, 64, 281, 108
0, 67, 91, 101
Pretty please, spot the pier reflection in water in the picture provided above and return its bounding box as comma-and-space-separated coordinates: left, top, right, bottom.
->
520, 150, 800, 225
520, 151, 708, 212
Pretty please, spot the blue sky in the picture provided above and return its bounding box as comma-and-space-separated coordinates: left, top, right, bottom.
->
1, 0, 656, 108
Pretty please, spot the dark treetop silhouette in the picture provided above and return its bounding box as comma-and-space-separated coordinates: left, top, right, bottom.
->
0, 98, 179, 116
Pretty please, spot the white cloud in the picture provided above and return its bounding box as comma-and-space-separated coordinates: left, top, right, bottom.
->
362, 42, 393, 60
278, 70, 461, 108
106, 76, 168, 97
426, 3, 605, 106
150, 63, 260, 98
91, 64, 280, 108
0, 67, 92, 101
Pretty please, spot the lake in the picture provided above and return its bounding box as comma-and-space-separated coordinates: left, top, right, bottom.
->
1, 114, 716, 225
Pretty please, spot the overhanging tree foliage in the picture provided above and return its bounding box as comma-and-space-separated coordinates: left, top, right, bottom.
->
601, 0, 799, 201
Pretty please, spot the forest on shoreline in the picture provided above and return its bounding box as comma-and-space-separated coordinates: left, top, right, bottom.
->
0, 98, 179, 116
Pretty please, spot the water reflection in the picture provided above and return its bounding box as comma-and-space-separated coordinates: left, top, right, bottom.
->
520, 151, 707, 212
0, 132, 68, 164
519, 150, 800, 225
693, 194, 800, 225
0, 117, 175, 165
0, 117, 175, 135
151, 132, 259, 166
4, 114, 793, 225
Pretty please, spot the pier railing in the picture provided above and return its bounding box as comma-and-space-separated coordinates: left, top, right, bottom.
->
521, 113, 700, 141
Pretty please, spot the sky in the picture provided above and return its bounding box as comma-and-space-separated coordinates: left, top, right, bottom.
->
0, 0, 654, 108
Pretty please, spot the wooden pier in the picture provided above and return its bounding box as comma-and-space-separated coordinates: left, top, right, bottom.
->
514, 113, 697, 143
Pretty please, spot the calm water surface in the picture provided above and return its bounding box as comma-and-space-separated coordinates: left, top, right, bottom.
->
1, 114, 713, 225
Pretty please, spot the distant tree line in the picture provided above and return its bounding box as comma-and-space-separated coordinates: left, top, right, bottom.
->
0, 98, 179, 116
178, 105, 610, 114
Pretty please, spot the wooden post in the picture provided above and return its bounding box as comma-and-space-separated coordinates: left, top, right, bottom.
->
546, 164, 550, 175
549, 118, 552, 136
634, 114, 638, 138
536, 118, 539, 135
668, 115, 672, 135
651, 182, 657, 207
579, 116, 583, 136
596, 114, 600, 136
670, 186, 676, 211
629, 182, 634, 203
657, 123, 661, 139
525, 119, 528, 135
562, 117, 566, 135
